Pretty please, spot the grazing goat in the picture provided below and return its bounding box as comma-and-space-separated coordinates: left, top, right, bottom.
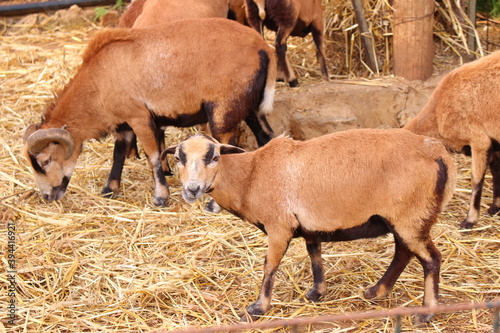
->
245, 0, 328, 86
23, 18, 276, 207
162, 129, 456, 323
405, 50, 500, 229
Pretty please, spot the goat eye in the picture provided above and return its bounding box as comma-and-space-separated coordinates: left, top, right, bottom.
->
212, 155, 220, 162
174, 155, 181, 163
40, 158, 51, 167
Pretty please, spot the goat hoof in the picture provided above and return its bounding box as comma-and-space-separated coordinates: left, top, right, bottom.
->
101, 187, 115, 198
415, 313, 433, 324
205, 199, 221, 213
240, 302, 265, 322
305, 288, 323, 302
153, 197, 167, 207
487, 205, 500, 216
363, 285, 388, 299
288, 79, 299, 87
364, 288, 377, 299
459, 219, 475, 229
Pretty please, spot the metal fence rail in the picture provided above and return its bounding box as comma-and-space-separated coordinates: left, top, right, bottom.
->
147, 299, 500, 333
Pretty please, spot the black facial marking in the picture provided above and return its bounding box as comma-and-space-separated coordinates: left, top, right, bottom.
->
204, 144, 215, 166
53, 176, 70, 192
29, 154, 46, 175
178, 145, 187, 165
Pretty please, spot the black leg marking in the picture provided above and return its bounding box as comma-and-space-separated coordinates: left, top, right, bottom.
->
414, 241, 441, 323
311, 25, 328, 78
305, 241, 325, 302
488, 143, 500, 215
102, 132, 130, 196
364, 236, 413, 299
244, 112, 273, 147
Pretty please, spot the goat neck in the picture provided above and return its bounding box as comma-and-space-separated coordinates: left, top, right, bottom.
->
210, 151, 255, 217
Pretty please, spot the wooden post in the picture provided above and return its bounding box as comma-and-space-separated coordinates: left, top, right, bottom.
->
351, 0, 378, 73
393, 0, 435, 81
467, 0, 477, 55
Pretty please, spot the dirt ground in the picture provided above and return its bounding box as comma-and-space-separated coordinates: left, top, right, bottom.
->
0, 4, 499, 333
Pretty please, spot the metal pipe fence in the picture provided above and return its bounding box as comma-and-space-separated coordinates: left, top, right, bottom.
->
148, 299, 500, 333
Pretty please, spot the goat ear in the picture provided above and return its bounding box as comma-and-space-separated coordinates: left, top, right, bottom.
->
219, 144, 245, 155
160, 145, 177, 161
23, 123, 41, 143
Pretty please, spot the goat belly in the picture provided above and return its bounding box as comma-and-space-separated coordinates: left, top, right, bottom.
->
293, 215, 391, 242
152, 111, 209, 128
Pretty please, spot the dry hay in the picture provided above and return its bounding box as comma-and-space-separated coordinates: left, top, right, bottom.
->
281, 0, 499, 81
0, 5, 499, 333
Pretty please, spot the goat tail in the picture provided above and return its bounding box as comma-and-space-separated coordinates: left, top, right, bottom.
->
259, 50, 277, 116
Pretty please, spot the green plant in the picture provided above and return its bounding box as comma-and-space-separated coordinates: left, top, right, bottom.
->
94, 0, 126, 22
477, 0, 500, 18
93, 6, 108, 21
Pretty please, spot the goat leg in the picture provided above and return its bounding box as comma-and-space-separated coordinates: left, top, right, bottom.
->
305, 240, 326, 301
461, 142, 489, 229
102, 128, 136, 197
241, 233, 291, 321
488, 148, 500, 215
364, 236, 413, 299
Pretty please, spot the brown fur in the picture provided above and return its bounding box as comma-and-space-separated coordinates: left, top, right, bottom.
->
119, 0, 229, 28
24, 19, 276, 206
229, 0, 247, 24
405, 50, 500, 229
117, 0, 147, 27
245, 0, 328, 86
167, 129, 456, 322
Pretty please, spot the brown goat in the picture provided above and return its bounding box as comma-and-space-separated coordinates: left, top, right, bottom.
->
23, 19, 276, 206
245, 0, 328, 86
162, 129, 456, 322
118, 0, 229, 28
405, 50, 500, 229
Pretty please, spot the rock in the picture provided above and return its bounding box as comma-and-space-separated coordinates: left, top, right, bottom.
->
240, 75, 444, 149
49, 5, 94, 28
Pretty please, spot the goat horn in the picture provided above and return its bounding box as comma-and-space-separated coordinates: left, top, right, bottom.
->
26, 128, 75, 160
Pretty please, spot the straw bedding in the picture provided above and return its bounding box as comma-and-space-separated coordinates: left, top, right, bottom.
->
0, 2, 499, 332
